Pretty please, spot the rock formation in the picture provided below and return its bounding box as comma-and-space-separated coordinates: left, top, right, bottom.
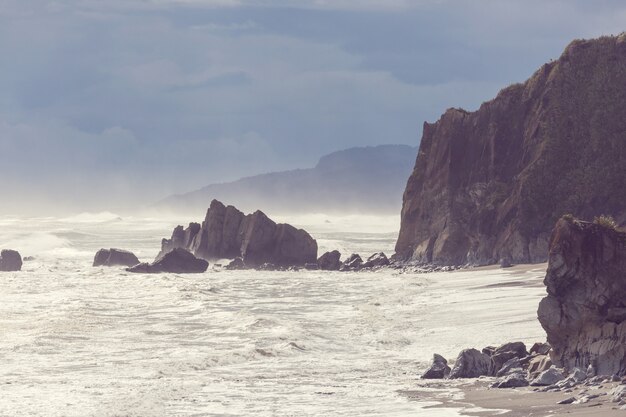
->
396, 34, 626, 265
538, 216, 626, 376
449, 348, 493, 379
317, 250, 342, 271
158, 200, 317, 268
0, 249, 22, 271
421, 354, 451, 379
127, 248, 208, 274
93, 248, 140, 267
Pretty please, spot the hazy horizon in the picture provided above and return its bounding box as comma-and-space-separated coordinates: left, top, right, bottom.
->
2, 0, 626, 215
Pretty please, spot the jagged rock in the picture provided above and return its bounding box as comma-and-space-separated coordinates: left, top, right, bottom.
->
225, 257, 245, 270
449, 348, 493, 379
530, 342, 551, 356
538, 217, 626, 376
421, 354, 451, 379
93, 248, 140, 267
317, 250, 341, 271
530, 367, 565, 386
481, 346, 497, 356
491, 342, 528, 374
158, 223, 201, 261
492, 371, 529, 388
362, 252, 390, 268
395, 35, 626, 266
527, 355, 554, 380
127, 248, 208, 274
610, 385, 626, 402
341, 254, 363, 271
157, 200, 317, 268
496, 357, 522, 377
0, 249, 22, 271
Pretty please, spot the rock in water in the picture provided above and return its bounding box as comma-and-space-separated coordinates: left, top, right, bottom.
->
157, 200, 317, 268
395, 35, 626, 266
538, 216, 626, 376
449, 348, 493, 378
317, 250, 342, 271
362, 252, 390, 268
225, 257, 245, 270
421, 354, 451, 379
341, 254, 363, 271
0, 249, 22, 271
93, 248, 140, 267
127, 248, 208, 274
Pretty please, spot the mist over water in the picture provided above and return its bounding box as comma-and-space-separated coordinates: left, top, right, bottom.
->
0, 213, 546, 416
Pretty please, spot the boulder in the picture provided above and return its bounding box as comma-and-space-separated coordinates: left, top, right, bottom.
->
492, 371, 529, 388
362, 252, 390, 268
530, 367, 565, 386
496, 357, 522, 377
527, 355, 553, 380
127, 248, 208, 274
93, 248, 140, 267
491, 342, 528, 374
157, 200, 317, 268
538, 217, 626, 376
225, 257, 245, 270
421, 354, 451, 379
341, 254, 363, 271
529, 342, 551, 356
317, 250, 342, 271
449, 348, 493, 379
0, 249, 22, 271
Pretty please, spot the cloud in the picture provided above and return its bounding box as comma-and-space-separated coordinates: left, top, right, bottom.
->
1, 0, 626, 214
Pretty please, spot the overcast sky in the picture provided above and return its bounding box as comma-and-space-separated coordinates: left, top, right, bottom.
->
1, 0, 625, 214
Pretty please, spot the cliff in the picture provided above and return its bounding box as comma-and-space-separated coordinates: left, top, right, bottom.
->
538, 216, 626, 376
395, 34, 626, 265
156, 145, 417, 215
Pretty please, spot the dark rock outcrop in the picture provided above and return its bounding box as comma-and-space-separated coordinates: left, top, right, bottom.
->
158, 200, 317, 268
0, 249, 22, 271
127, 248, 208, 274
491, 342, 528, 374
225, 257, 245, 270
340, 254, 363, 271
421, 353, 451, 379
449, 348, 493, 379
396, 35, 626, 265
538, 216, 626, 376
318, 250, 342, 271
93, 248, 140, 267
362, 252, 390, 268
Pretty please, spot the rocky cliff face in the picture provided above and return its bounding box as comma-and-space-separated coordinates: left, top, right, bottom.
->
538, 216, 626, 376
396, 34, 626, 265
158, 200, 318, 268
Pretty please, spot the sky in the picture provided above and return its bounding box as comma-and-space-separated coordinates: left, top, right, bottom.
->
1, 0, 625, 214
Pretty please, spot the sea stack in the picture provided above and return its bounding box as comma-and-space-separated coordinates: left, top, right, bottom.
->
395, 34, 626, 266
538, 216, 626, 376
158, 199, 318, 268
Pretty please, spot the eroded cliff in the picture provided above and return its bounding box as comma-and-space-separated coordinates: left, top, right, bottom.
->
396, 34, 626, 265
538, 216, 626, 375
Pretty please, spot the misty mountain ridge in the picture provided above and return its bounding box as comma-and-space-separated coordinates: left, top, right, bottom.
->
156, 144, 417, 216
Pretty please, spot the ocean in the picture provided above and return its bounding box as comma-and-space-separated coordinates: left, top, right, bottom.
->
0, 213, 547, 416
